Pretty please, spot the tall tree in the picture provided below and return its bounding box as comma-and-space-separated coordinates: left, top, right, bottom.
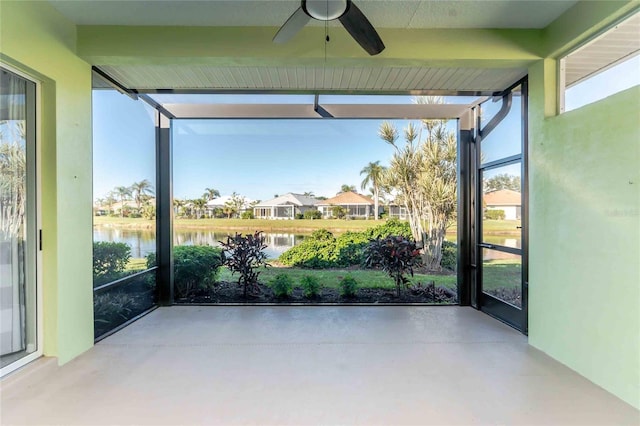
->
360, 161, 386, 220
379, 96, 457, 271
229, 192, 246, 215
202, 187, 221, 201
484, 174, 521, 192
173, 198, 186, 217
130, 179, 154, 210
222, 201, 237, 219
339, 184, 356, 194
192, 198, 206, 219
103, 192, 117, 215
113, 186, 132, 218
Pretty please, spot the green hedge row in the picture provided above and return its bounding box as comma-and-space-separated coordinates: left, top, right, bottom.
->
279, 219, 414, 268
279, 219, 458, 271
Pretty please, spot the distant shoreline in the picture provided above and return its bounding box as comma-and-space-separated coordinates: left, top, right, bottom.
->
93, 216, 522, 236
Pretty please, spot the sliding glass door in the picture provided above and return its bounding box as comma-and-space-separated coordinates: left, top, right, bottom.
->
0, 66, 39, 373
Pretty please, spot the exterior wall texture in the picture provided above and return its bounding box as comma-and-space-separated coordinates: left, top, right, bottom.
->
528, 60, 640, 408
0, 1, 94, 364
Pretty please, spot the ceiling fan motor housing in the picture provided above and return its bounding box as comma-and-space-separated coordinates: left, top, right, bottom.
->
303, 0, 349, 21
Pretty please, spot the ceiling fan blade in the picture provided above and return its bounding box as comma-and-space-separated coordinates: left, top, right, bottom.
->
273, 6, 311, 44
338, 1, 385, 55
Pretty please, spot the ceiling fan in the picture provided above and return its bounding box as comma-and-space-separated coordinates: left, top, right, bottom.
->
273, 0, 385, 56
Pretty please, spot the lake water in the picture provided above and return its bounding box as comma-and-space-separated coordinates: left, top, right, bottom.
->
93, 227, 522, 260
93, 227, 307, 259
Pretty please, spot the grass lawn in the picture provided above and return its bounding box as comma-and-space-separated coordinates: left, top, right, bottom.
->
121, 258, 515, 292
482, 259, 521, 291
126, 258, 148, 272
95, 216, 521, 236
218, 266, 457, 290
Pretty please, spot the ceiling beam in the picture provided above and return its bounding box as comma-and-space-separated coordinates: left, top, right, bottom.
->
163, 103, 470, 119
77, 26, 543, 69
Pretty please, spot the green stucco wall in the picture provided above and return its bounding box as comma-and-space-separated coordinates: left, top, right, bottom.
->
528, 60, 640, 409
0, 1, 94, 364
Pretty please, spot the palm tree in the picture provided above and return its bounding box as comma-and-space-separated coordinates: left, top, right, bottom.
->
378, 99, 457, 271
113, 186, 132, 218
104, 193, 117, 215
173, 198, 186, 217
303, 191, 315, 197
202, 187, 220, 201
192, 198, 207, 219
339, 184, 356, 194
130, 179, 154, 210
222, 201, 237, 219
360, 161, 386, 220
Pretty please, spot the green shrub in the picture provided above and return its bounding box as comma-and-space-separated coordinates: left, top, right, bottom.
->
141, 205, 156, 220
440, 241, 457, 271
331, 205, 347, 219
213, 208, 225, 218
300, 275, 322, 298
94, 292, 136, 322
310, 229, 334, 241
339, 275, 358, 297
279, 229, 336, 268
241, 211, 255, 219
303, 209, 322, 219
269, 273, 294, 299
295, 213, 304, 219
334, 231, 369, 266
147, 246, 222, 299
279, 221, 414, 269
363, 219, 412, 239
145, 252, 157, 268
129, 212, 142, 218
93, 241, 131, 281
485, 209, 505, 220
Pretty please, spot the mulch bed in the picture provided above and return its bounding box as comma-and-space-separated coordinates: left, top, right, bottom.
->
176, 281, 458, 305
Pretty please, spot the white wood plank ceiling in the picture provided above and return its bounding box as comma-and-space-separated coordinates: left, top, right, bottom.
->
98, 65, 526, 92
60, 1, 578, 92
564, 12, 640, 87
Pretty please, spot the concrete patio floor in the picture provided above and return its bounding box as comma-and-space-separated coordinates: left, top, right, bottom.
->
1, 306, 638, 425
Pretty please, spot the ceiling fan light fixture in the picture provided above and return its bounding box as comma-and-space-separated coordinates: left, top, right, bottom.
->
303, 0, 348, 21
273, 0, 384, 56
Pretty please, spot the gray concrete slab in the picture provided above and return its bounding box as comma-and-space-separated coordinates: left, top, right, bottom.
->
1, 306, 638, 425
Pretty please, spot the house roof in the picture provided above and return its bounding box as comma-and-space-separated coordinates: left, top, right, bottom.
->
484, 189, 521, 206
316, 192, 375, 206
254, 193, 317, 208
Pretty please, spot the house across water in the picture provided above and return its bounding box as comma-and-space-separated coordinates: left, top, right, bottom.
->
316, 191, 380, 219
484, 189, 522, 220
253, 193, 319, 220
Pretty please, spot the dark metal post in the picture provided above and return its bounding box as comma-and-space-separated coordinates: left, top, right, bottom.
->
521, 79, 529, 334
457, 110, 474, 306
156, 111, 173, 305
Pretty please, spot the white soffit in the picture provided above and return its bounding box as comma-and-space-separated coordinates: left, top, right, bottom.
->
564, 12, 640, 88
98, 65, 526, 92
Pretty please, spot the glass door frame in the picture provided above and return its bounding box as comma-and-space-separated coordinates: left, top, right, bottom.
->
471, 77, 528, 333
0, 62, 43, 376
